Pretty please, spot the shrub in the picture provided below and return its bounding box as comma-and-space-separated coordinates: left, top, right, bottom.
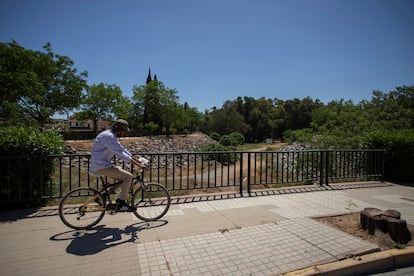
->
365, 130, 414, 182
229, 132, 245, 145
209, 132, 221, 141
0, 127, 64, 207
219, 135, 232, 146
197, 143, 237, 164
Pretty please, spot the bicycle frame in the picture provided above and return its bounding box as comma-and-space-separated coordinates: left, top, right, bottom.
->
91, 171, 146, 209
59, 169, 170, 230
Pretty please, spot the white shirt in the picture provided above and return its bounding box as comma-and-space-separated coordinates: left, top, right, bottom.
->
89, 129, 132, 173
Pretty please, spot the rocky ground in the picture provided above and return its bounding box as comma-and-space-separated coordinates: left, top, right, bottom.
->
65, 132, 217, 154
317, 213, 414, 250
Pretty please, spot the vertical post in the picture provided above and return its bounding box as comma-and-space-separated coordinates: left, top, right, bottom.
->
239, 152, 244, 197
325, 150, 330, 185
319, 151, 324, 186
247, 152, 251, 196
381, 150, 385, 182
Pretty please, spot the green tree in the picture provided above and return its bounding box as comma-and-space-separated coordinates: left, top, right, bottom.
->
203, 100, 249, 136
179, 103, 203, 134
131, 80, 185, 135
0, 41, 87, 127
75, 82, 132, 133
363, 87, 414, 130
286, 86, 414, 148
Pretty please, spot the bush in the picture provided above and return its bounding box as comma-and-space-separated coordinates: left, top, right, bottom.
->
229, 132, 245, 145
209, 132, 220, 141
0, 127, 64, 207
283, 128, 313, 144
219, 135, 232, 146
365, 130, 414, 182
197, 143, 238, 164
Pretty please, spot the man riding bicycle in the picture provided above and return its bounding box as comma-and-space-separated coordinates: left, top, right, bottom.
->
89, 119, 146, 211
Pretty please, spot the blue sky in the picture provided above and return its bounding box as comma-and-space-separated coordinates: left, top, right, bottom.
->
1, 0, 413, 113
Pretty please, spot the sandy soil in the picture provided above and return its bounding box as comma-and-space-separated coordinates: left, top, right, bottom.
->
316, 213, 414, 250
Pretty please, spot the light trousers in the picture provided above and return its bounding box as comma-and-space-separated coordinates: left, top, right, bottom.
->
96, 166, 133, 200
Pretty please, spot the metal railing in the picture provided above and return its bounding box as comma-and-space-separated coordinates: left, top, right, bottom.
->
0, 149, 385, 204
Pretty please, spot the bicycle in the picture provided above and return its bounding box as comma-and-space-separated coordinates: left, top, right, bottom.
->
58, 169, 171, 230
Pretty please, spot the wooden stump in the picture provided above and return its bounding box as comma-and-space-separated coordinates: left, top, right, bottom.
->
383, 209, 401, 219
360, 208, 411, 244
360, 208, 382, 231
387, 218, 412, 244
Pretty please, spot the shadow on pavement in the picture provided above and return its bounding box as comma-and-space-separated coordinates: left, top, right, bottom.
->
0, 208, 46, 222
50, 220, 168, 256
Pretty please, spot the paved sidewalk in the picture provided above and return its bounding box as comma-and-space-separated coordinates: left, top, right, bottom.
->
1, 181, 413, 275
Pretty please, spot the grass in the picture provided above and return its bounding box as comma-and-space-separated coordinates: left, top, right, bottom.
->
236, 143, 270, 151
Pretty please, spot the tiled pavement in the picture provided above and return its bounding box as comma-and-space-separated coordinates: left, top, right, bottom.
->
1, 181, 413, 275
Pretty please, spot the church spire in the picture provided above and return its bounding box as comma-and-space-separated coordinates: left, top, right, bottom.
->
146, 67, 152, 84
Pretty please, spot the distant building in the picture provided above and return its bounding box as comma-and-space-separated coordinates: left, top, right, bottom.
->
44, 118, 68, 131
68, 116, 110, 132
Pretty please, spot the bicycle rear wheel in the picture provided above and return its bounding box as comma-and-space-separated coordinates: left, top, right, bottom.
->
132, 182, 171, 221
59, 187, 106, 230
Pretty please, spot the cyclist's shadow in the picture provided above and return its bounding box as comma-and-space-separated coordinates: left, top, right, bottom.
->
50, 220, 168, 256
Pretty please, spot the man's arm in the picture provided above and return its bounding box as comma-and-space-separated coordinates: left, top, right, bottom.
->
130, 157, 147, 169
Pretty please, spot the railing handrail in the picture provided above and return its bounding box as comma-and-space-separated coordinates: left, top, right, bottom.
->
0, 149, 386, 204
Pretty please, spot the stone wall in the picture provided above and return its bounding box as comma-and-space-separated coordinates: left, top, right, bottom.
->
124, 134, 217, 154
66, 133, 218, 155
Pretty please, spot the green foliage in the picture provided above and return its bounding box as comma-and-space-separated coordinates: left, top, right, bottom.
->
219, 135, 233, 146
144, 122, 159, 136
283, 128, 314, 145
202, 101, 249, 137
199, 143, 235, 152
229, 132, 245, 145
284, 86, 414, 149
0, 126, 64, 155
365, 130, 414, 182
197, 143, 237, 164
75, 82, 131, 133
0, 41, 87, 127
131, 80, 202, 135
0, 127, 65, 206
219, 132, 245, 146
209, 132, 220, 141
202, 96, 322, 143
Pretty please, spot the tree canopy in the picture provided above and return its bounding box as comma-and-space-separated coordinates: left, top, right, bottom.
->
0, 41, 88, 127
75, 82, 132, 133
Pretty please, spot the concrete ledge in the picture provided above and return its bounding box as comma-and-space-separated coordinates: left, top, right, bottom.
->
388, 246, 414, 268
284, 246, 414, 276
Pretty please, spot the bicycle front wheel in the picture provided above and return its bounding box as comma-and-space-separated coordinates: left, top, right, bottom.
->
59, 187, 106, 230
132, 182, 171, 221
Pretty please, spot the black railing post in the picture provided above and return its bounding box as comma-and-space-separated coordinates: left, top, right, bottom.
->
239, 152, 244, 197
381, 150, 386, 182
325, 150, 330, 185
247, 152, 251, 196
319, 151, 324, 186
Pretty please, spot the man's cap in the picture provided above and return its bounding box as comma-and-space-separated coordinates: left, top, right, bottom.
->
113, 119, 130, 132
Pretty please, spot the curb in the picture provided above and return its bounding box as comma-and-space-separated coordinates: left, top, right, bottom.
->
283, 246, 414, 276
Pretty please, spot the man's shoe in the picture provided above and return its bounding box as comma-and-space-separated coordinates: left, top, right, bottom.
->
115, 199, 134, 212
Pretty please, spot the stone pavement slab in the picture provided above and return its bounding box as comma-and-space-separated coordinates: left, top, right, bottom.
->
0, 182, 413, 275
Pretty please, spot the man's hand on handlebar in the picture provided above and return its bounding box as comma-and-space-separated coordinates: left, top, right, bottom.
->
131, 157, 150, 170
